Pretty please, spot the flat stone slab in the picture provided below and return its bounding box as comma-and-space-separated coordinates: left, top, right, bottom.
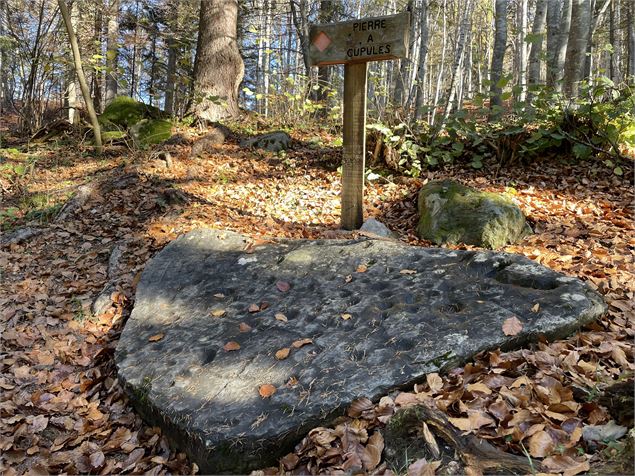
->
115, 229, 605, 473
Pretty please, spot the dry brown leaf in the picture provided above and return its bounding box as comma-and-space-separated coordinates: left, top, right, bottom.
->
223, 341, 241, 351
239, 322, 252, 332
408, 458, 441, 476
466, 382, 492, 394
148, 333, 164, 342
276, 281, 291, 292
211, 309, 226, 317
259, 384, 276, 398
528, 430, 555, 458
531, 303, 540, 312
275, 313, 288, 322
89, 450, 105, 469
347, 397, 374, 417
275, 347, 290, 360
541, 455, 590, 476
361, 431, 384, 470
213, 293, 225, 298
356, 264, 368, 273
421, 421, 440, 458
291, 338, 313, 348
341, 313, 352, 320
426, 373, 443, 393
502, 316, 523, 336
400, 269, 417, 275
248, 303, 260, 313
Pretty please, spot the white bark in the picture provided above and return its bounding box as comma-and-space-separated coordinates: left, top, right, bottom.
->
563, 0, 591, 97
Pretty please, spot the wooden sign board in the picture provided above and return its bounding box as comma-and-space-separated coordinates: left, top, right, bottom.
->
309, 12, 410, 66
309, 12, 410, 230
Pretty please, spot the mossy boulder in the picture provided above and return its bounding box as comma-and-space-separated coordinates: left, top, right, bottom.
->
417, 179, 530, 249
99, 96, 171, 147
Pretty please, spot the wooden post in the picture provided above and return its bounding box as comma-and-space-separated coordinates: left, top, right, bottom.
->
342, 62, 368, 230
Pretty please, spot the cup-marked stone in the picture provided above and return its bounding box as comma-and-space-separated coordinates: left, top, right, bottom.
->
115, 229, 605, 473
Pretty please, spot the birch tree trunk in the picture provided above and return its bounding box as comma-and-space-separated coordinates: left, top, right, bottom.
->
192, 0, 244, 121
517, 0, 528, 101
551, 0, 572, 91
490, 0, 508, 119
92, 4, 103, 112
57, 0, 102, 154
0, 0, 8, 112
394, 0, 414, 108
563, 0, 591, 97
164, 0, 179, 115
609, 0, 621, 83
413, 0, 429, 121
527, 0, 547, 93
104, 0, 118, 105
431, 0, 447, 125
628, 0, 635, 80
545, 0, 561, 89
441, 0, 474, 123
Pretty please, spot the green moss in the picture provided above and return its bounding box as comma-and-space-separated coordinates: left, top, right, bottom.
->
130, 119, 172, 147
417, 179, 530, 249
99, 97, 171, 147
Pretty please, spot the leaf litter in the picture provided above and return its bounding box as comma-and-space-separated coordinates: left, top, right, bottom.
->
0, 127, 632, 475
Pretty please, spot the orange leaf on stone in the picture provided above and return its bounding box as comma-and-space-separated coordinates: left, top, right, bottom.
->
148, 333, 164, 342
356, 264, 368, 273
292, 338, 313, 348
259, 384, 276, 398
502, 316, 523, 336
238, 322, 252, 332
211, 309, 226, 317
223, 341, 241, 351
275, 347, 290, 360
275, 313, 288, 322
248, 303, 260, 313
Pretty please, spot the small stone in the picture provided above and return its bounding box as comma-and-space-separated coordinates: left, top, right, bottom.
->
360, 218, 396, 238
240, 131, 291, 152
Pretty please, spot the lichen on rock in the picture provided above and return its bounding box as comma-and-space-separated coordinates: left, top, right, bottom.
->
417, 179, 531, 249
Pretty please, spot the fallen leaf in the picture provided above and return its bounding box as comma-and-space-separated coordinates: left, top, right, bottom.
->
148, 333, 164, 342
341, 313, 352, 320
276, 281, 291, 292
356, 264, 368, 273
347, 397, 373, 417
400, 269, 417, 275
214, 293, 225, 298
292, 338, 313, 348
275, 348, 290, 360
280, 453, 300, 471
259, 384, 276, 398
211, 309, 226, 317
426, 373, 443, 393
408, 458, 441, 476
223, 341, 241, 351
466, 382, 492, 395
248, 303, 260, 313
421, 421, 440, 458
528, 430, 554, 457
239, 322, 252, 332
502, 316, 523, 336
89, 451, 105, 468
532, 303, 540, 312
275, 313, 288, 322
541, 455, 590, 476
361, 431, 384, 470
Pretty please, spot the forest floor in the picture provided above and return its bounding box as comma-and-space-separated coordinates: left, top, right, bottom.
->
0, 121, 633, 475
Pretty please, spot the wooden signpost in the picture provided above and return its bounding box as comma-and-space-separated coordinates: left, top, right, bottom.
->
309, 12, 410, 230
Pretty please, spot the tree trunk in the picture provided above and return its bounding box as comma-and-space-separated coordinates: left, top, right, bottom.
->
628, 0, 635, 80
164, 0, 179, 115
394, 0, 415, 108
0, 0, 8, 112
563, 0, 591, 97
57, 0, 102, 154
192, 0, 244, 121
609, 0, 621, 83
92, 4, 103, 112
546, 0, 560, 88
105, 0, 118, 105
441, 0, 474, 123
414, 0, 430, 121
551, 0, 573, 91
527, 0, 548, 93
517, 0, 528, 101
490, 0, 508, 118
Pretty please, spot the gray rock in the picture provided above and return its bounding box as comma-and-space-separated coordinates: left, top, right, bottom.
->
417, 180, 531, 249
116, 229, 605, 474
360, 218, 396, 238
240, 131, 291, 152
0, 227, 42, 246
190, 126, 229, 158
582, 421, 628, 444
